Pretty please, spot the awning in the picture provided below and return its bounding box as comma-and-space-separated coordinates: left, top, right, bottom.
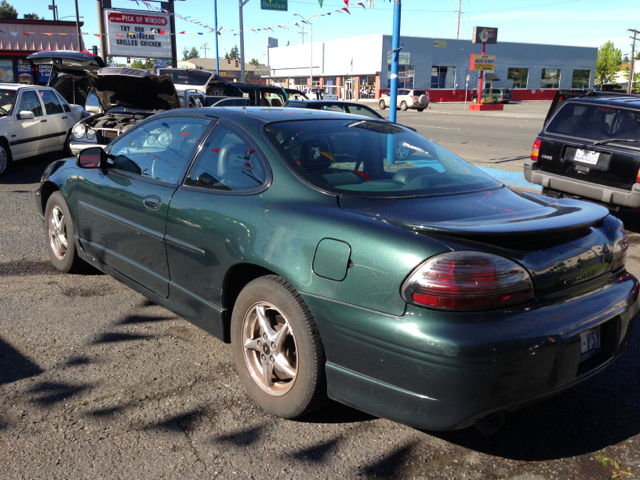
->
485, 72, 500, 81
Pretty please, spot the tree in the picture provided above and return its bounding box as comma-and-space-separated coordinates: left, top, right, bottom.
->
181, 46, 199, 61
131, 59, 155, 71
621, 64, 640, 92
249, 58, 260, 66
0, 0, 18, 19
225, 45, 240, 60
595, 41, 622, 88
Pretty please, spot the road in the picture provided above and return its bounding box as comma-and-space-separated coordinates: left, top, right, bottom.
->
2, 106, 640, 479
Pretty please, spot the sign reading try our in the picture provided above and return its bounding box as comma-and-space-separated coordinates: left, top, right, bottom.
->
261, 0, 288, 11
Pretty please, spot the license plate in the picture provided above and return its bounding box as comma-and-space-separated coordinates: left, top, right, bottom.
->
580, 326, 601, 362
574, 149, 600, 165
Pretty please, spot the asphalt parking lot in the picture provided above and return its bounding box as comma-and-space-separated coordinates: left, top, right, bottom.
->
2, 105, 640, 479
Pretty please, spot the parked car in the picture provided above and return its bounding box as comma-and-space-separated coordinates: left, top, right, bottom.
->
68, 67, 180, 154
524, 91, 640, 210
379, 88, 429, 111
0, 84, 82, 176
36, 107, 637, 433
283, 99, 384, 119
283, 88, 308, 101
471, 88, 513, 104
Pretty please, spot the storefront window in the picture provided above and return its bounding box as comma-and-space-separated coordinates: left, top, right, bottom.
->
507, 68, 529, 88
387, 65, 415, 89
360, 75, 376, 99
0, 59, 14, 83
430, 66, 456, 89
541, 68, 561, 89
572, 69, 590, 89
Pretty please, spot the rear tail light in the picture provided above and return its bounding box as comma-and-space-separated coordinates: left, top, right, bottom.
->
402, 252, 533, 310
636, 166, 640, 183
612, 227, 629, 271
531, 138, 541, 161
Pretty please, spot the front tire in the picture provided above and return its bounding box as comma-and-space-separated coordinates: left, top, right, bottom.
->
231, 275, 327, 419
45, 191, 87, 273
379, 99, 386, 110
0, 139, 11, 177
400, 101, 408, 111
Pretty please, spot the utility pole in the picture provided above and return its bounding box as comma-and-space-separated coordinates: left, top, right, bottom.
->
239, 0, 250, 83
629, 29, 639, 94
200, 43, 209, 58
300, 23, 305, 44
456, 0, 461, 39
74, 0, 85, 52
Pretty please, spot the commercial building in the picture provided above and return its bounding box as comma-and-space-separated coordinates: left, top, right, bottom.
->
0, 18, 84, 84
266, 34, 597, 102
177, 57, 266, 84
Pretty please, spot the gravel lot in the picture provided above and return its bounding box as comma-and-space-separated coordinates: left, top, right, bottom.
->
2, 116, 640, 479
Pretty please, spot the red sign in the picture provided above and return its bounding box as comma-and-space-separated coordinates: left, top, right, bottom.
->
107, 13, 168, 26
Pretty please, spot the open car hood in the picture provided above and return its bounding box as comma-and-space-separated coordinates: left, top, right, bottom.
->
88, 67, 180, 112
27, 51, 105, 73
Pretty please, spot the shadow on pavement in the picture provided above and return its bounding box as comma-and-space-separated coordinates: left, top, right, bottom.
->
0, 337, 43, 386
1, 153, 62, 186
297, 400, 377, 424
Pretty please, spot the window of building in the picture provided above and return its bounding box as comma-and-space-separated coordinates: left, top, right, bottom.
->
430, 66, 456, 89
572, 69, 590, 89
541, 68, 561, 89
387, 65, 415, 89
507, 68, 529, 88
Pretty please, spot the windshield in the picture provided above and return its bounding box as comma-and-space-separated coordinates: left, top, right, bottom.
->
264, 119, 500, 198
546, 102, 640, 142
158, 69, 212, 86
0, 89, 16, 115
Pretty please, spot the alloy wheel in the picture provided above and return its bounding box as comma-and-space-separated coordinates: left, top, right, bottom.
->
48, 205, 68, 261
241, 301, 297, 396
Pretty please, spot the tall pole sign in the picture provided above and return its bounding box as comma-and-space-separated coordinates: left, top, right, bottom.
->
471, 27, 498, 102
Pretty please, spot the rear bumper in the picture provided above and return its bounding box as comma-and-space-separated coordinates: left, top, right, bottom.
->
524, 160, 640, 208
303, 270, 639, 430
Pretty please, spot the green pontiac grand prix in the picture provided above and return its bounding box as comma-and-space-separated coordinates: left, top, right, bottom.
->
35, 107, 638, 433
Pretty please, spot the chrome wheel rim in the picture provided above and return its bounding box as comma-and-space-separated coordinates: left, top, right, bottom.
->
0, 146, 7, 174
48, 205, 68, 260
241, 301, 297, 396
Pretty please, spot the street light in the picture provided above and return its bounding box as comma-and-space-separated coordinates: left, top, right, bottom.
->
292, 13, 312, 91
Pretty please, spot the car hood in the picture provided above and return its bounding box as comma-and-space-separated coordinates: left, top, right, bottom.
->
88, 69, 180, 112
339, 187, 616, 295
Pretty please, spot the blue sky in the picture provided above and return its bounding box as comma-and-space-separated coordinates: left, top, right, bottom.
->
20, 0, 640, 62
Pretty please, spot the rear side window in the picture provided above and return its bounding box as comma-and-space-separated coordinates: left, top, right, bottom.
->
185, 124, 268, 192
413, 90, 426, 96
546, 102, 640, 141
39, 90, 63, 115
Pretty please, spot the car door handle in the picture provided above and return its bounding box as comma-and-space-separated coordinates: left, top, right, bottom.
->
62, 116, 67, 119
143, 195, 162, 210
40, 119, 47, 123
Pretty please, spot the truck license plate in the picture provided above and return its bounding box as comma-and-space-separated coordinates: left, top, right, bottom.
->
580, 326, 601, 362
574, 149, 600, 165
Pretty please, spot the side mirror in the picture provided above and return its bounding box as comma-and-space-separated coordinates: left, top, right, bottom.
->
17, 111, 35, 120
77, 147, 106, 169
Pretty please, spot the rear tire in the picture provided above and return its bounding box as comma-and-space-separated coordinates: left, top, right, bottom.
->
417, 108, 424, 112
0, 139, 11, 177
231, 275, 328, 419
45, 191, 87, 273
379, 99, 386, 110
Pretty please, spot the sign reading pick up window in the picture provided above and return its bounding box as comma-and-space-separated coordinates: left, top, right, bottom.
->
470, 54, 496, 71
104, 8, 172, 58
261, 0, 287, 11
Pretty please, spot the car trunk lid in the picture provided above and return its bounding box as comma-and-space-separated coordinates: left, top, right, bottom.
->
339, 187, 620, 296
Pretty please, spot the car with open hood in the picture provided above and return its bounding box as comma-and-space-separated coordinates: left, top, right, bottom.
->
35, 107, 638, 433
67, 67, 180, 154
26, 51, 105, 109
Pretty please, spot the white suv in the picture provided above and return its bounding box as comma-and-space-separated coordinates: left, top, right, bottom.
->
379, 89, 429, 112
0, 84, 82, 176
